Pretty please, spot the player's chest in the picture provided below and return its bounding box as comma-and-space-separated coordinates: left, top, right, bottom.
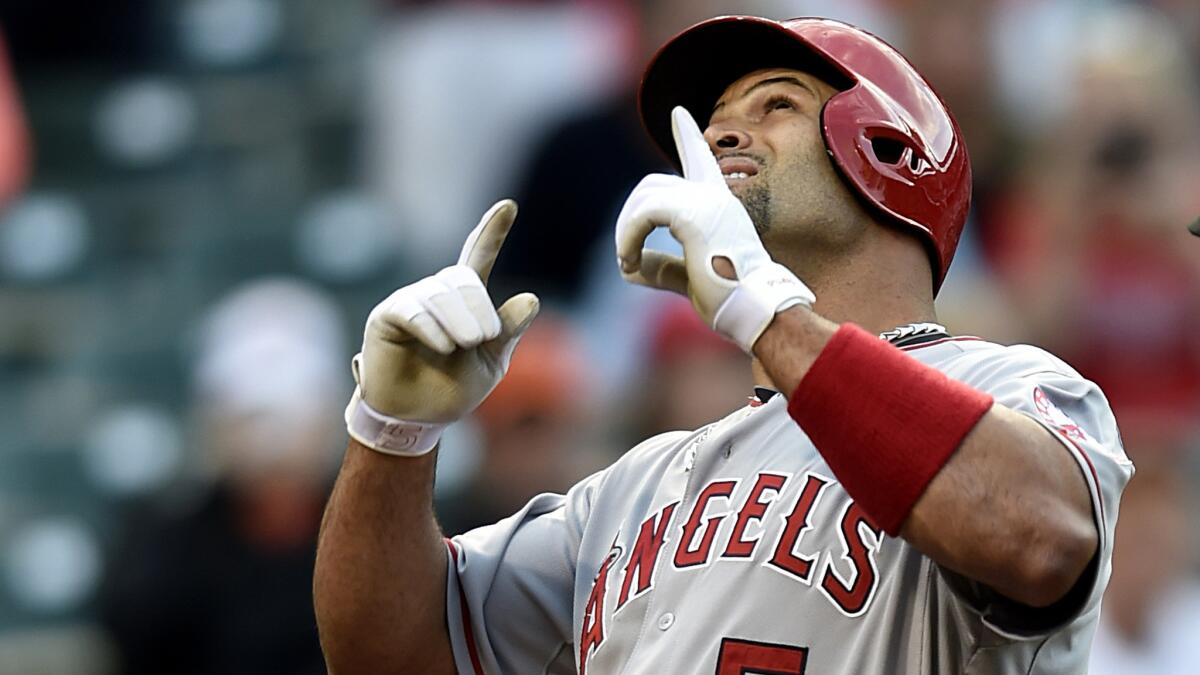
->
573, 403, 910, 673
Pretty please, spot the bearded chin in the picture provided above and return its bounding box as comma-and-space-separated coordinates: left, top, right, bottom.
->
736, 183, 773, 236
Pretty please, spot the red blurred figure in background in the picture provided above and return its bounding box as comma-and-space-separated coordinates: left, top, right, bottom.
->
0, 28, 31, 207
986, 6, 1200, 456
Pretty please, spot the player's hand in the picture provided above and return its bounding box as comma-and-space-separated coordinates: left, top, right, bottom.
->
615, 106, 814, 352
345, 200, 540, 455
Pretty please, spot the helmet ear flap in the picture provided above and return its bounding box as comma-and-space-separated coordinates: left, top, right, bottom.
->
866, 128, 932, 176
820, 88, 949, 257
869, 134, 907, 166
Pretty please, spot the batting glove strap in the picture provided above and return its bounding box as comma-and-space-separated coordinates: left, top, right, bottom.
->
345, 387, 446, 456
712, 262, 816, 352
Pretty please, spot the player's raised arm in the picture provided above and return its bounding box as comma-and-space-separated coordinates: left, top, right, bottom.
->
313, 201, 539, 675
753, 308, 1098, 609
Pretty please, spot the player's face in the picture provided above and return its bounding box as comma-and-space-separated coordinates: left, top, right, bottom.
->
706, 68, 869, 260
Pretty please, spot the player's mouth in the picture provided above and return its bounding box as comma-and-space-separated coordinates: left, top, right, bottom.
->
718, 155, 762, 183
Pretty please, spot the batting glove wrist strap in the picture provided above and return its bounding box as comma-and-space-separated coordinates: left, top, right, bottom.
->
713, 262, 815, 351
345, 387, 446, 456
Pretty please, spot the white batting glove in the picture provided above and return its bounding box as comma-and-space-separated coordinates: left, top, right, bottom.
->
346, 200, 540, 456
615, 106, 814, 352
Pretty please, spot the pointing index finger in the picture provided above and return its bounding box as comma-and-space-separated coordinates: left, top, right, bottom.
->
670, 106, 723, 185
457, 199, 518, 284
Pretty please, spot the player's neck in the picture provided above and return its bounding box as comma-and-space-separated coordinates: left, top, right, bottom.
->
753, 227, 937, 391
764, 214, 939, 337
809, 277, 937, 337
795, 226, 937, 336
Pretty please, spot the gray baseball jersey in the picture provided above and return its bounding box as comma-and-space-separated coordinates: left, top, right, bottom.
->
443, 332, 1132, 674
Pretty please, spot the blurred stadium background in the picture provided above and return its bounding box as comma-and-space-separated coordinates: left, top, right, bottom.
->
0, 0, 1197, 673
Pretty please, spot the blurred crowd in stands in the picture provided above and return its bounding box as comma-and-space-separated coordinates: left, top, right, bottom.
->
0, 0, 1197, 673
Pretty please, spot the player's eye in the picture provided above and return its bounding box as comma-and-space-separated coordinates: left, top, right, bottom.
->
764, 95, 796, 114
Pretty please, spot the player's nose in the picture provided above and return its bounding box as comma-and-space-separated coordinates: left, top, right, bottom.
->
703, 123, 751, 153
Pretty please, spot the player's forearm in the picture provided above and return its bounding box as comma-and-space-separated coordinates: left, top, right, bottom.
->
755, 308, 1096, 607
900, 408, 1096, 606
313, 440, 456, 675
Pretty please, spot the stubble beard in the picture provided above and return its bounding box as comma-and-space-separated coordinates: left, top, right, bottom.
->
736, 182, 773, 236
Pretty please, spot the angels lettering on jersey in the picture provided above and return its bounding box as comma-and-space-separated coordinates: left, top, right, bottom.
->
580, 469, 883, 669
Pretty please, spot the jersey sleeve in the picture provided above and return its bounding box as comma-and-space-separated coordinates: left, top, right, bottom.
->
937, 344, 1134, 640
444, 468, 607, 675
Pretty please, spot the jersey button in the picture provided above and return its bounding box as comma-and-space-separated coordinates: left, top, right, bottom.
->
657, 612, 675, 631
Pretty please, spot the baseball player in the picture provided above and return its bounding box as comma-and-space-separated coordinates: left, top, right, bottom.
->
315, 16, 1132, 674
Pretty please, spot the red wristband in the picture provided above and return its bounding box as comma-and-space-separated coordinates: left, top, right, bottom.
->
787, 324, 993, 536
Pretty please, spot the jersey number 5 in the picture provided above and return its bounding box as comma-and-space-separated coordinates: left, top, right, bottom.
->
715, 637, 808, 674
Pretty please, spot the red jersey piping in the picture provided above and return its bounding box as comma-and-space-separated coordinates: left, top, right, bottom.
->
446, 539, 485, 675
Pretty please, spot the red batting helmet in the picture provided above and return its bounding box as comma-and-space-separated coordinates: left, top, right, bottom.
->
638, 16, 971, 292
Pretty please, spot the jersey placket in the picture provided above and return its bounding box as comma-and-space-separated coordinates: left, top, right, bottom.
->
617, 404, 763, 674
